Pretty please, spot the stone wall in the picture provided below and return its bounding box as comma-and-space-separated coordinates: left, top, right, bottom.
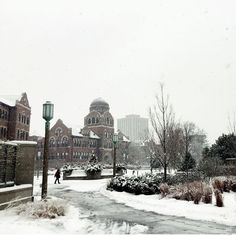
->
0, 141, 36, 210
13, 141, 36, 185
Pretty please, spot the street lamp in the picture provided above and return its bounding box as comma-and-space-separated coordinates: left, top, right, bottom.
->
112, 133, 118, 177
41, 101, 54, 200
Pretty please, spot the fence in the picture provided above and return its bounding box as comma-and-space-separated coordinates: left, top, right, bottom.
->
0, 142, 17, 188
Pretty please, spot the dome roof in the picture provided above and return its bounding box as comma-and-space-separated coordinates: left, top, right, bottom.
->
90, 97, 110, 113
90, 97, 108, 106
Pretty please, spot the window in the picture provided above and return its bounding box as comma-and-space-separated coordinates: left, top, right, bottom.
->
62, 136, 68, 146
92, 117, 95, 124
26, 117, 30, 125
4, 111, 8, 120
49, 137, 55, 147
18, 113, 21, 122
88, 118, 91, 124
96, 117, 99, 123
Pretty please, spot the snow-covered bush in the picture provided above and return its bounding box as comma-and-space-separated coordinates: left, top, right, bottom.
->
16, 198, 68, 219
107, 175, 161, 195
85, 164, 103, 174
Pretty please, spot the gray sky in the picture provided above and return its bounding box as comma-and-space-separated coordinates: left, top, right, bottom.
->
0, 0, 236, 144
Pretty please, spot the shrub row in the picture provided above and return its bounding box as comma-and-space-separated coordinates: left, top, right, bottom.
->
107, 174, 236, 207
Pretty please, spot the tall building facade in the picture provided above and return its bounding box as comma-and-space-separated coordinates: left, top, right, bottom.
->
0, 93, 31, 141
117, 114, 148, 144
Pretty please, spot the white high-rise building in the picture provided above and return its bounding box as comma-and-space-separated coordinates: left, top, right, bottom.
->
117, 114, 148, 144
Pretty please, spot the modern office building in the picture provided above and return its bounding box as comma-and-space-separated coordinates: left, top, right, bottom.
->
117, 114, 148, 144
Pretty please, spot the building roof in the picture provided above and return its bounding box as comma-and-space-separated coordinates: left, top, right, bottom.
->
122, 135, 131, 142
89, 97, 110, 113
89, 130, 100, 139
90, 97, 109, 106
0, 94, 21, 106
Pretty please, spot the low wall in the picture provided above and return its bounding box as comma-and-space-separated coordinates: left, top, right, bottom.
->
0, 141, 36, 210
0, 184, 33, 210
63, 168, 123, 180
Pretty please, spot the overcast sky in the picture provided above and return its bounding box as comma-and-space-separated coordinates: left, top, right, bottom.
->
0, 0, 236, 144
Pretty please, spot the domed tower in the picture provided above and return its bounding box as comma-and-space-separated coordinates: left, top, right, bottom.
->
83, 98, 114, 162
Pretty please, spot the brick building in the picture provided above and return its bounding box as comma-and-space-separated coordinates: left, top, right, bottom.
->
32, 98, 129, 167
0, 93, 31, 141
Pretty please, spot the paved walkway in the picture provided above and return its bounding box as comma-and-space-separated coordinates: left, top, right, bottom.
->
50, 186, 236, 234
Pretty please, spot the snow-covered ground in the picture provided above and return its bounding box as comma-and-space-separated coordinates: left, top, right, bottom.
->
0, 169, 236, 234
62, 171, 236, 226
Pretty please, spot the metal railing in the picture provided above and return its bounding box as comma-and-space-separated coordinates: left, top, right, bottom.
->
0, 142, 17, 188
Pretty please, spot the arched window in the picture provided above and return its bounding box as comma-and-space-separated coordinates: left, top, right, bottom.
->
62, 136, 68, 146
55, 127, 62, 137
106, 117, 109, 124
49, 137, 55, 147
92, 117, 95, 124
96, 117, 99, 123
88, 118, 91, 124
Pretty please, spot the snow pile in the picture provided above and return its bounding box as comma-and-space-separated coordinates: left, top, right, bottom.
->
0, 197, 82, 234
64, 178, 109, 192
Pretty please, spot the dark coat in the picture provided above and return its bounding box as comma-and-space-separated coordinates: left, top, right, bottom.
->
55, 169, 61, 178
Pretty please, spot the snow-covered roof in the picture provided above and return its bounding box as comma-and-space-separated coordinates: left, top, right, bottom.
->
122, 135, 131, 142
89, 130, 100, 139
11, 141, 37, 145
71, 125, 84, 137
0, 140, 18, 146
0, 95, 21, 107
72, 132, 84, 137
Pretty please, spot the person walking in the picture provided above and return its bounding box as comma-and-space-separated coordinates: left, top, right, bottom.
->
54, 169, 61, 184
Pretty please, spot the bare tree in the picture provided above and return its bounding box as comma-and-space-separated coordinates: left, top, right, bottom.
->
182, 122, 196, 157
148, 83, 178, 181
228, 111, 236, 135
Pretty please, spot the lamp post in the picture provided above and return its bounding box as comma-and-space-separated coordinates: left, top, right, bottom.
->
41, 101, 54, 200
112, 133, 118, 177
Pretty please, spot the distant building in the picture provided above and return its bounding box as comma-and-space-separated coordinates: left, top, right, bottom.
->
0, 93, 31, 141
117, 114, 148, 144
31, 98, 130, 167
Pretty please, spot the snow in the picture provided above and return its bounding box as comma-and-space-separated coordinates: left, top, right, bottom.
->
0, 184, 32, 193
122, 135, 130, 142
101, 186, 236, 226
11, 141, 37, 145
0, 171, 236, 234
0, 140, 18, 146
89, 130, 100, 139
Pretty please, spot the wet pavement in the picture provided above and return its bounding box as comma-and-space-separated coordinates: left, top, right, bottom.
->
50, 186, 236, 234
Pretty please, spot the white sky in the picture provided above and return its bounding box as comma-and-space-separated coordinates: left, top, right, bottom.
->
0, 0, 236, 144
